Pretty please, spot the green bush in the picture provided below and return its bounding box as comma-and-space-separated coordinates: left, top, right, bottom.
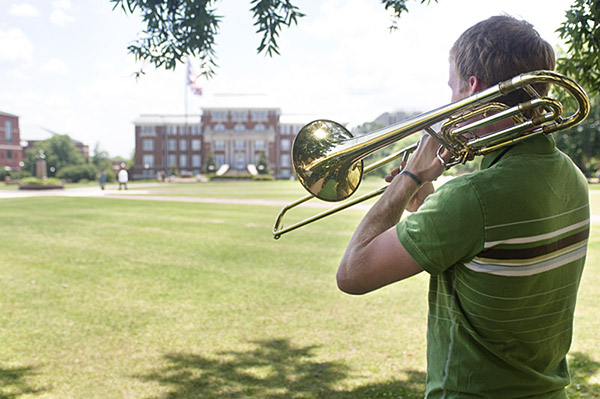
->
0, 168, 10, 181
56, 164, 97, 183
0, 168, 32, 181
252, 174, 275, 181
209, 174, 253, 180
20, 177, 63, 186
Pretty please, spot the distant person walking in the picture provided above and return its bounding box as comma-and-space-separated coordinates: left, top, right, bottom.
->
99, 170, 106, 190
118, 169, 128, 190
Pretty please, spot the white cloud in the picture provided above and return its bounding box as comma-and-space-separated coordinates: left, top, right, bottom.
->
40, 57, 70, 75
50, 9, 74, 26
8, 3, 41, 17
0, 28, 34, 64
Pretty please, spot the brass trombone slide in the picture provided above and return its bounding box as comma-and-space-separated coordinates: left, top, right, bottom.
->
272, 70, 590, 239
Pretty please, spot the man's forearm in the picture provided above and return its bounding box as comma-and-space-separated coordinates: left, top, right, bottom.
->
337, 136, 446, 294
337, 172, 421, 293
349, 173, 420, 247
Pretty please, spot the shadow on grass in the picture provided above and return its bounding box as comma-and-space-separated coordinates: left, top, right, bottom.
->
137, 338, 426, 399
567, 352, 600, 398
0, 365, 46, 399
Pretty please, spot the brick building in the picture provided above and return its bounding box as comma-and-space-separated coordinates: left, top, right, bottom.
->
0, 111, 23, 170
132, 108, 305, 180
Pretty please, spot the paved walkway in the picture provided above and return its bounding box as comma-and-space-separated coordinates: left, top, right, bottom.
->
0, 184, 344, 209
1, 184, 599, 221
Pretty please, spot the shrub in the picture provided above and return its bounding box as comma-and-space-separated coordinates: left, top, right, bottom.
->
252, 174, 275, 181
56, 164, 97, 183
20, 177, 63, 186
0, 168, 11, 181
209, 174, 253, 180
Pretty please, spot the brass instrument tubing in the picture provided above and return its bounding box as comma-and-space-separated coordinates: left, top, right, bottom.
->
273, 70, 590, 239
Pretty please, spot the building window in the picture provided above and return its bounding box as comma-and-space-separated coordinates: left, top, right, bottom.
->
167, 125, 177, 135
232, 110, 247, 122
216, 154, 225, 167
143, 154, 154, 167
235, 140, 244, 150
212, 111, 228, 122
234, 124, 246, 132
191, 139, 201, 151
168, 154, 177, 167
281, 154, 290, 167
281, 139, 290, 151
255, 140, 265, 151
254, 124, 266, 132
179, 155, 187, 167
5, 121, 12, 143
142, 139, 154, 151
179, 139, 187, 151
191, 125, 201, 135
141, 125, 156, 136
7, 150, 12, 160
251, 110, 268, 122
214, 124, 226, 132
168, 139, 176, 151
281, 124, 300, 135
215, 140, 225, 150
192, 154, 202, 167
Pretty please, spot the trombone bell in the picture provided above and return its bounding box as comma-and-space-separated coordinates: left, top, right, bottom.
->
293, 120, 363, 202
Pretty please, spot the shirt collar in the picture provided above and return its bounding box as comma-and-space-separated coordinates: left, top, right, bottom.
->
479, 133, 556, 170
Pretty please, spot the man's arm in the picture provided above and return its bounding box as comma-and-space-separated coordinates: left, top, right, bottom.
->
336, 135, 447, 295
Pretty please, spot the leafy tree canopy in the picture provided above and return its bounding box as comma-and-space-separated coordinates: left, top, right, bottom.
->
112, 0, 597, 94
110, 0, 435, 78
112, 0, 597, 91
23, 135, 86, 177
111, 0, 306, 78
554, 92, 600, 177
556, 0, 600, 95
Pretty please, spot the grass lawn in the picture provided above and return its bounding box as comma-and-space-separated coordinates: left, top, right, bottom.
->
0, 180, 599, 398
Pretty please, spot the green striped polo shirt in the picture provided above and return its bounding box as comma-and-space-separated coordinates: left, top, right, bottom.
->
397, 134, 589, 398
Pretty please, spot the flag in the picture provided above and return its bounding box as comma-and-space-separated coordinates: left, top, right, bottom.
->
186, 57, 203, 96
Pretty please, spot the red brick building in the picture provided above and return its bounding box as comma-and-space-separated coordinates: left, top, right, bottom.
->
0, 111, 23, 170
132, 108, 305, 179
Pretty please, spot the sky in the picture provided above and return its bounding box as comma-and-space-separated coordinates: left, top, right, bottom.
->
0, 0, 575, 158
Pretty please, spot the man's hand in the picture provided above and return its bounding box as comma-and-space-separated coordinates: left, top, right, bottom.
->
403, 134, 449, 182
385, 165, 434, 212
384, 135, 449, 211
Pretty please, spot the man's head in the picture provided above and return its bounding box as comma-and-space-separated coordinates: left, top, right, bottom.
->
449, 15, 555, 104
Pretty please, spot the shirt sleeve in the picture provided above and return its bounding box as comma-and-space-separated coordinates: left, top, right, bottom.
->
397, 176, 485, 275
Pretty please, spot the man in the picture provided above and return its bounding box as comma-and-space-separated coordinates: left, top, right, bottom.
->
337, 16, 589, 398
118, 168, 128, 190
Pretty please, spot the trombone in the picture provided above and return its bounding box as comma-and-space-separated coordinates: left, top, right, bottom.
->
272, 70, 590, 239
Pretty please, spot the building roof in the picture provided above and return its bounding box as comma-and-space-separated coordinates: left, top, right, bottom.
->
201, 107, 281, 113
133, 114, 202, 125
0, 110, 19, 118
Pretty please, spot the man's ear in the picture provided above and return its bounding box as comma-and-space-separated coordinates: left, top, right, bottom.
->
468, 76, 487, 95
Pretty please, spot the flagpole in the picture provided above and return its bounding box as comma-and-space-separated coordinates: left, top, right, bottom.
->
184, 57, 189, 129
